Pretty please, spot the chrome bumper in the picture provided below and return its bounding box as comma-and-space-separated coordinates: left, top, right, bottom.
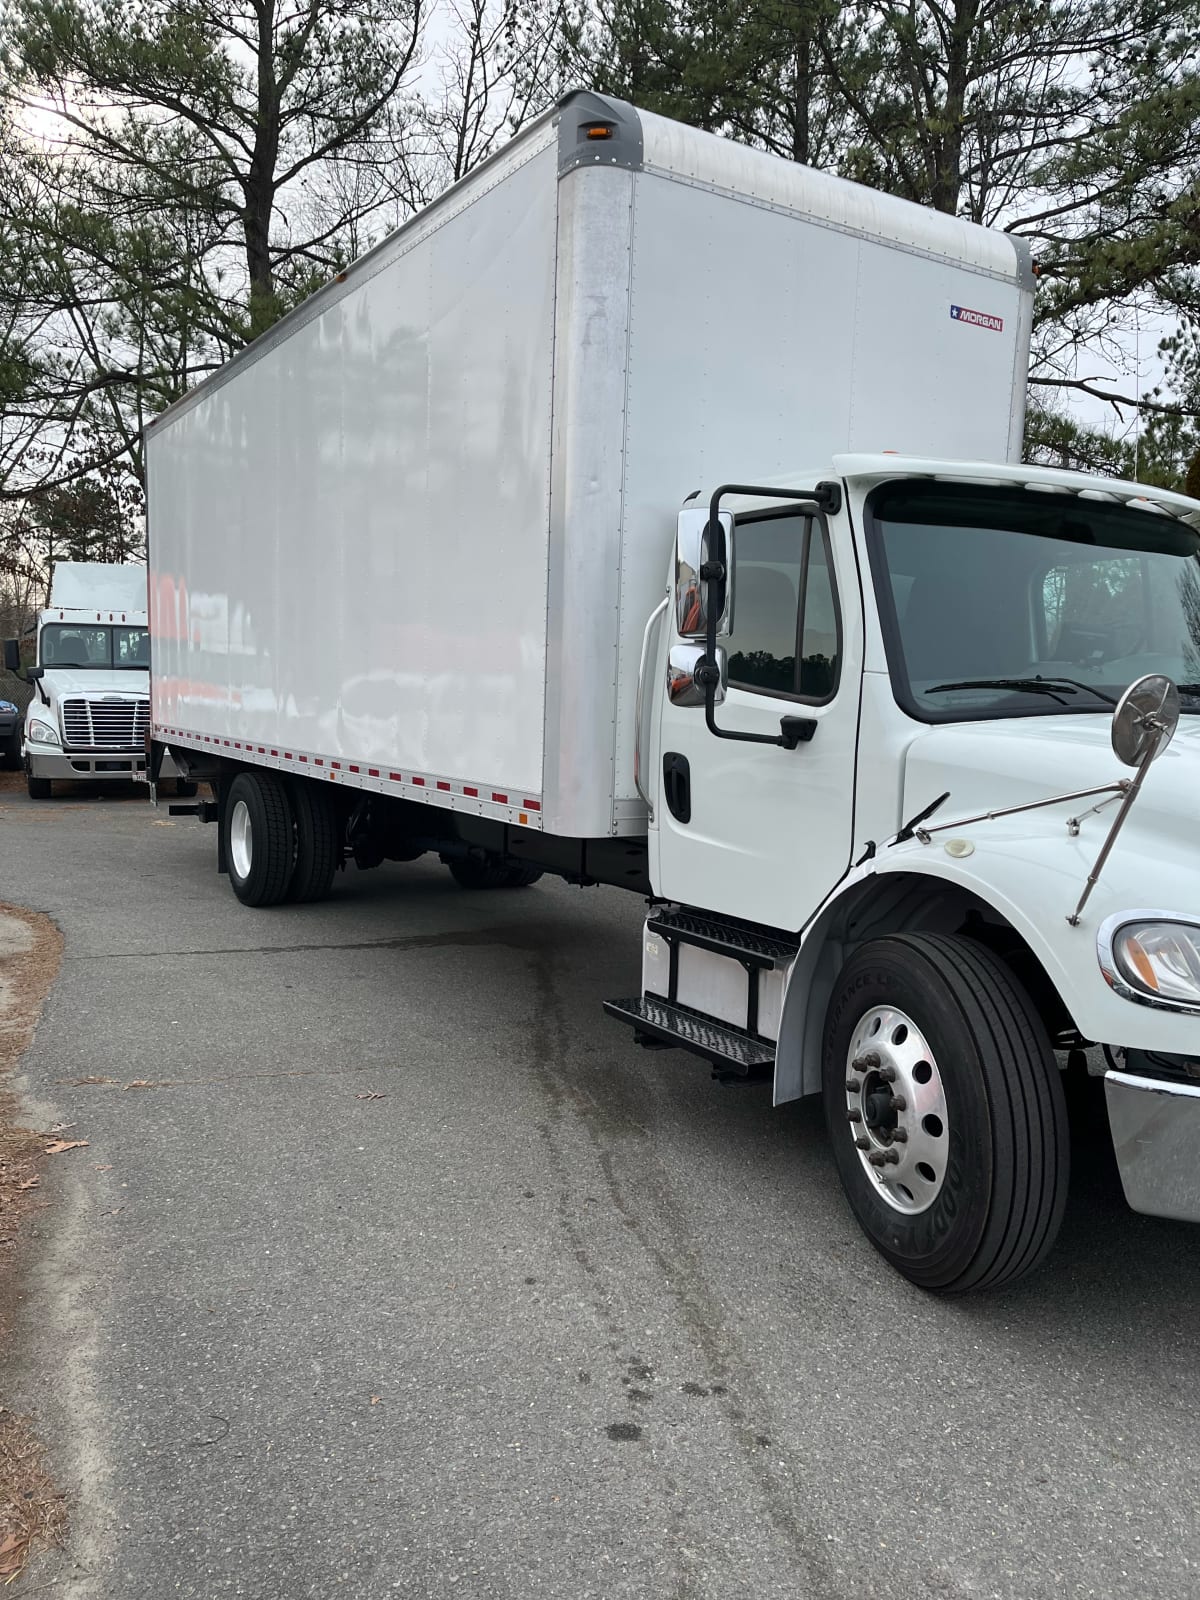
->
27, 748, 146, 782
1105, 1070, 1200, 1223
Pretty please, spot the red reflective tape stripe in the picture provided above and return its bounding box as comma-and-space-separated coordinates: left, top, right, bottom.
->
271, 749, 278, 757
299, 755, 307, 762
349, 765, 360, 774
368, 768, 379, 778
284, 752, 292, 760
463, 786, 478, 797
412, 776, 425, 786
331, 761, 340, 770
315, 759, 324, 766
492, 792, 508, 804
523, 800, 540, 811
388, 772, 402, 782
436, 781, 450, 791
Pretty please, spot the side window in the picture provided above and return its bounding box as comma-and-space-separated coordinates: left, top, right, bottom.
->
727, 513, 840, 700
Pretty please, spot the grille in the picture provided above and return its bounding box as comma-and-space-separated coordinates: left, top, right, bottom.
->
61, 696, 149, 752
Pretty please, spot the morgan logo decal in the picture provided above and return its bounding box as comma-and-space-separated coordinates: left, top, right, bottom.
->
951, 304, 1004, 332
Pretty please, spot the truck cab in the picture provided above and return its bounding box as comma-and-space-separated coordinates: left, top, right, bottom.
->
4, 562, 152, 798
610, 453, 1200, 1290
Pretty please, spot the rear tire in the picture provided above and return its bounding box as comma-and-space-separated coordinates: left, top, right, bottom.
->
222, 771, 295, 907
26, 771, 51, 799
287, 780, 339, 902
447, 855, 543, 890
822, 933, 1069, 1294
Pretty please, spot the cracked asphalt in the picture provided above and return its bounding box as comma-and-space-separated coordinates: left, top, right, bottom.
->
3, 781, 1200, 1599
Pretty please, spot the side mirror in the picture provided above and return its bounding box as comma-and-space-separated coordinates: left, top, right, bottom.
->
2, 639, 18, 673
26, 666, 43, 681
668, 643, 726, 707
675, 507, 733, 638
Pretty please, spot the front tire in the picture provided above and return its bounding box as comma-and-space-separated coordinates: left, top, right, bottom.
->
222, 771, 295, 907
822, 933, 1068, 1294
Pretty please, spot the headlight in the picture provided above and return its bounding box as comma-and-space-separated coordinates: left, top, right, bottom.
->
26, 720, 59, 746
1109, 920, 1200, 1007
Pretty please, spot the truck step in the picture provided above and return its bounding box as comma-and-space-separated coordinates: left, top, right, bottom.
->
646, 908, 800, 969
603, 995, 775, 1080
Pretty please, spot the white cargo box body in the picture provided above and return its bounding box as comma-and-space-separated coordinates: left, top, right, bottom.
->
48, 561, 147, 620
146, 93, 1033, 838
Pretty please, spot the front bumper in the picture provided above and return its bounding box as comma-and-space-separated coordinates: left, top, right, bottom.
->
1106, 1069, 1200, 1222
27, 748, 146, 782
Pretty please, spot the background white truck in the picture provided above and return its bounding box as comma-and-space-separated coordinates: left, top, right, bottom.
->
146, 92, 1200, 1293
1, 562, 188, 798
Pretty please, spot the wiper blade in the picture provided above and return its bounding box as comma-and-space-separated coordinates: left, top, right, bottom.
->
927, 676, 1119, 707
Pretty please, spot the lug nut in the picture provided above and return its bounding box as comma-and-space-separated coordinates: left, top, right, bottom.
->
890, 1127, 908, 1143
878, 1064, 897, 1083
852, 1051, 881, 1072
854, 1136, 870, 1150
847, 1109, 862, 1123
890, 1094, 907, 1111
868, 1148, 901, 1167
846, 1077, 862, 1093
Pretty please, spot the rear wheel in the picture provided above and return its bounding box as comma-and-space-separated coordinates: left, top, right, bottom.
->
26, 770, 51, 799
287, 780, 339, 902
822, 933, 1068, 1294
222, 771, 295, 907
447, 855, 543, 890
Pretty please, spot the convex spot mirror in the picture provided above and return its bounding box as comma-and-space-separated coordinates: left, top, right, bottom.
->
675, 507, 733, 638
668, 643, 726, 707
1112, 673, 1180, 768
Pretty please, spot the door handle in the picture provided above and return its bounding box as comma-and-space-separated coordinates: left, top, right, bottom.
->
662, 752, 691, 824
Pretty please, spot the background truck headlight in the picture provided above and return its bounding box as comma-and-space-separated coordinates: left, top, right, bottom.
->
1102, 917, 1200, 1008
26, 720, 59, 746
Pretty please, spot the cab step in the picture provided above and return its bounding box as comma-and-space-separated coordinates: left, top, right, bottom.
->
603, 995, 775, 1082
645, 907, 799, 969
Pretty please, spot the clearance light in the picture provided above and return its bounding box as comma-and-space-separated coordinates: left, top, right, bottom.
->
586, 125, 614, 140
1108, 920, 1200, 1008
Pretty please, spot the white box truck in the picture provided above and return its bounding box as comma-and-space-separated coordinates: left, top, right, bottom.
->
146, 92, 1200, 1292
2, 562, 191, 797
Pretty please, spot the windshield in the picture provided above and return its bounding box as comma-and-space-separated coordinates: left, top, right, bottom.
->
39, 624, 150, 670
866, 482, 1200, 721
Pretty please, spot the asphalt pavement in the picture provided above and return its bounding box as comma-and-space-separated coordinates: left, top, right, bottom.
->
2, 779, 1198, 1600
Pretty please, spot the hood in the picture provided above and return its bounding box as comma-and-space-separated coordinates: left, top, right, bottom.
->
903, 712, 1200, 856
36, 669, 149, 704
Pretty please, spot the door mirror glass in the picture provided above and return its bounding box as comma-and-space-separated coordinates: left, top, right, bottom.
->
675, 507, 733, 637
668, 643, 726, 707
2, 639, 19, 673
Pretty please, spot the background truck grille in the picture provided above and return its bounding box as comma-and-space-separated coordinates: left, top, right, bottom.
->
61, 697, 149, 751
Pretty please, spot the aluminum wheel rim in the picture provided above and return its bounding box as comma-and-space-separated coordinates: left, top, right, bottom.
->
229, 799, 253, 881
844, 1005, 949, 1215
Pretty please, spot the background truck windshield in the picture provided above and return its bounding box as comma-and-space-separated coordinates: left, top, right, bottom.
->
867, 482, 1200, 721
40, 625, 150, 669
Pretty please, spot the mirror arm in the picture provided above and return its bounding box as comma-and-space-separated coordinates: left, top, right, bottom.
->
700, 481, 840, 749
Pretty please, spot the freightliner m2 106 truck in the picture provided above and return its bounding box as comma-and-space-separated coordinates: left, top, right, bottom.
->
146, 93, 1200, 1292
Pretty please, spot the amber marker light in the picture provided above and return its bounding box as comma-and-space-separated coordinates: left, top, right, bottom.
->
586, 125, 614, 140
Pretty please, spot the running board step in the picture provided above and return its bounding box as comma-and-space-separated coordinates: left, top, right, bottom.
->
603, 995, 775, 1081
645, 908, 799, 969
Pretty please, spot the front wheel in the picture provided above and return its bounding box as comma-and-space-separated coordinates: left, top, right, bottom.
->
221, 771, 295, 907
822, 933, 1068, 1294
